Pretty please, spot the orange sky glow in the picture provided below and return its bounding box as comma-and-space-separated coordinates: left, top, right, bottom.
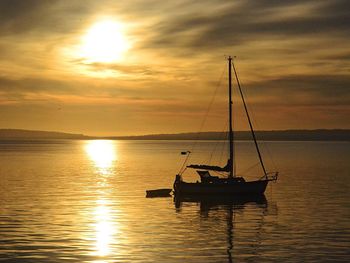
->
0, 0, 349, 135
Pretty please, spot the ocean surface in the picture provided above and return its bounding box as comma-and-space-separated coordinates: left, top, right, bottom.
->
0, 140, 349, 262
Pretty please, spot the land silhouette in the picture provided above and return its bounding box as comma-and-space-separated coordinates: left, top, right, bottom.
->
0, 129, 349, 141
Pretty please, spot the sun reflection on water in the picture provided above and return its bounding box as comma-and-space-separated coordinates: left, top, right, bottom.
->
85, 140, 117, 175
94, 200, 116, 257
84, 141, 121, 260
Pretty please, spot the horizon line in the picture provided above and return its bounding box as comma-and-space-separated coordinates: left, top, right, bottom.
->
0, 128, 349, 138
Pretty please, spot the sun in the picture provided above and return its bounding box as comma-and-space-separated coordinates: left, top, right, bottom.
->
80, 20, 130, 63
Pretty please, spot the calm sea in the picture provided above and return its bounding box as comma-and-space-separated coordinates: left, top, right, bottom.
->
0, 140, 349, 262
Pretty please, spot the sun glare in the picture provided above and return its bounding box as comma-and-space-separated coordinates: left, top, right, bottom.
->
94, 203, 114, 257
85, 140, 117, 174
80, 20, 130, 63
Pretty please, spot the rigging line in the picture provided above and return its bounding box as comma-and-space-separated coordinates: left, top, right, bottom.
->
264, 141, 278, 171
252, 113, 277, 171
179, 65, 226, 175
238, 81, 278, 172
213, 122, 230, 176
207, 119, 228, 165
250, 114, 278, 171
231, 59, 268, 177
188, 64, 226, 161
207, 140, 218, 165
240, 162, 260, 175
178, 151, 191, 175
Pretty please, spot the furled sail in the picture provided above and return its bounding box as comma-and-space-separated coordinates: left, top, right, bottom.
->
187, 159, 231, 172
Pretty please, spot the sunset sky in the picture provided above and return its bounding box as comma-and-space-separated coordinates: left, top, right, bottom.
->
0, 0, 349, 136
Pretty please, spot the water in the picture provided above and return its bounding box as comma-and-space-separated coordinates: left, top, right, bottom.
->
0, 140, 349, 262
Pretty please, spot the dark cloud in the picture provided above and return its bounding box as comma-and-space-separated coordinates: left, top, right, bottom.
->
0, 0, 57, 35
0, 0, 100, 35
1, 0, 349, 49
245, 74, 350, 106
0, 76, 81, 94
322, 52, 350, 61
143, 0, 350, 51
0, 75, 193, 104
0, 0, 49, 21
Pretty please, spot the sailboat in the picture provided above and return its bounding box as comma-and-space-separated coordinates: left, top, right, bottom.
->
173, 56, 278, 196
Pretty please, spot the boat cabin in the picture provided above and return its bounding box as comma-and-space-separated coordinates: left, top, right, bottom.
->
197, 170, 245, 184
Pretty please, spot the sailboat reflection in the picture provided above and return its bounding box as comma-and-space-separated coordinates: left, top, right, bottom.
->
175, 195, 268, 262
175, 195, 267, 210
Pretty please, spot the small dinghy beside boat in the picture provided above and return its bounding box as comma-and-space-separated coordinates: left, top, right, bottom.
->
146, 188, 172, 198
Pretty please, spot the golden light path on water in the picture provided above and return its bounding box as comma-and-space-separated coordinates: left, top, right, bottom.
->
85, 140, 119, 261
94, 200, 116, 257
85, 140, 117, 174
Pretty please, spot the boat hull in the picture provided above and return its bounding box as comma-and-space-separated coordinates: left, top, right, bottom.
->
174, 179, 269, 196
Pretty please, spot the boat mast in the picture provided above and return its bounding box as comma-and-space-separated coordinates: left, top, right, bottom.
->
231, 59, 267, 178
228, 56, 234, 178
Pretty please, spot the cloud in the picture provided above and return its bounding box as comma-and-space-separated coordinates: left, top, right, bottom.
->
0, 0, 59, 35
0, 74, 196, 108
78, 62, 163, 77
0, 0, 349, 133
1, 1, 349, 47
143, 0, 350, 51
0, 0, 97, 36
246, 74, 350, 105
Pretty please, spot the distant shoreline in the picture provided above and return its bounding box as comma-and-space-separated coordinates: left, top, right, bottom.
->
0, 129, 349, 141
